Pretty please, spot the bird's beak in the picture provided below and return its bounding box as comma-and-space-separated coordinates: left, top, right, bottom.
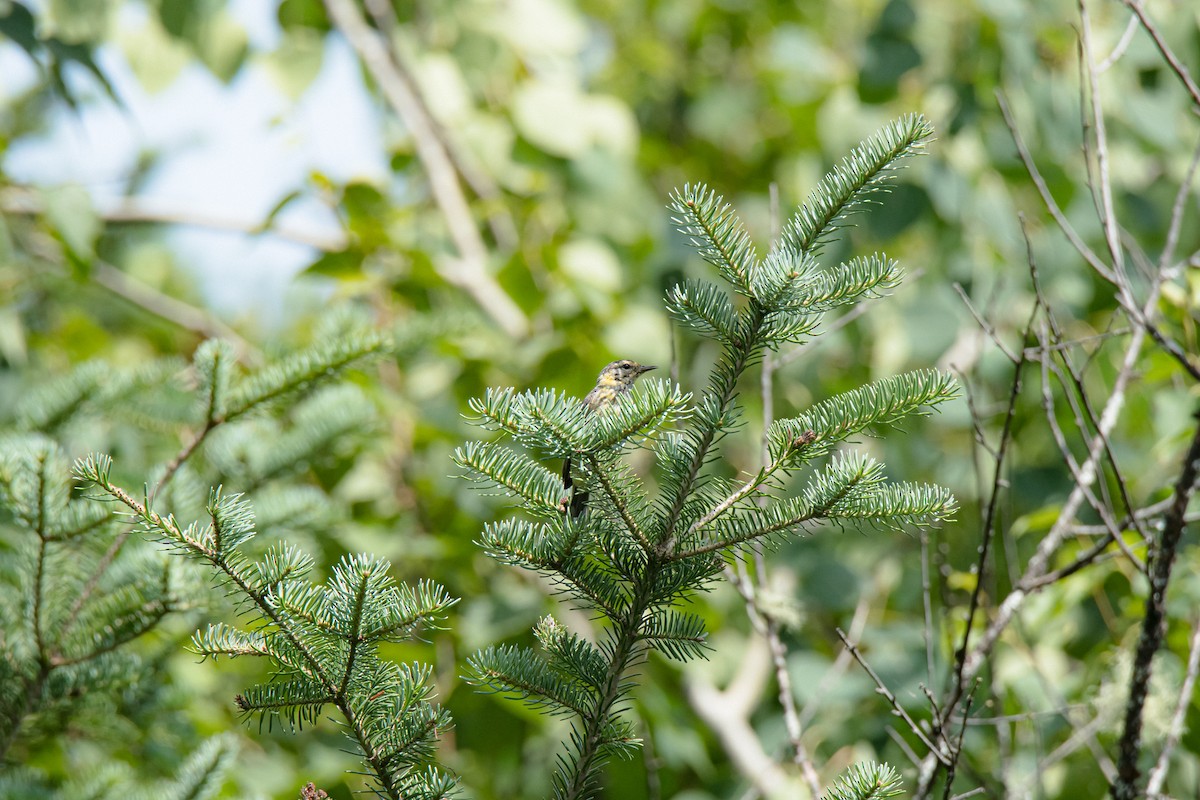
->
638, 365, 657, 374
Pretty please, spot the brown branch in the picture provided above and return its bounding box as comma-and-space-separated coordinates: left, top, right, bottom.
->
1112, 410, 1200, 800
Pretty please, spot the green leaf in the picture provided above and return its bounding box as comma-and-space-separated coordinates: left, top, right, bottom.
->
263, 27, 325, 99
304, 249, 365, 278
44, 0, 115, 44
42, 184, 100, 266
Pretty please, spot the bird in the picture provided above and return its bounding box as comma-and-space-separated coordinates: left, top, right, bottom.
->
561, 359, 657, 517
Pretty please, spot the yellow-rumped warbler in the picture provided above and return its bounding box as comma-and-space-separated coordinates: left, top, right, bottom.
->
561, 359, 656, 517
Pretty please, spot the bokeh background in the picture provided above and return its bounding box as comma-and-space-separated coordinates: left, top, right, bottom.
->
2, 0, 1199, 797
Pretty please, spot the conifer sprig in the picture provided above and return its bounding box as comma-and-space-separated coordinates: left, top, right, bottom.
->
0, 436, 183, 766
821, 761, 904, 800
74, 454, 457, 800
779, 113, 935, 258
460, 115, 955, 798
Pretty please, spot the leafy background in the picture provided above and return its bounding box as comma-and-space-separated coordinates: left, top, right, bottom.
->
1, 0, 1198, 797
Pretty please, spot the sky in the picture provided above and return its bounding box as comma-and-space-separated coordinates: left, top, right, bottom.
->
2, 1, 388, 327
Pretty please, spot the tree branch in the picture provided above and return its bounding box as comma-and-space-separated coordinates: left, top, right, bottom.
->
1112, 410, 1200, 800
321, 0, 528, 338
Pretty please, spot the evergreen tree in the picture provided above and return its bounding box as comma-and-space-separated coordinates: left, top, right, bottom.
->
456, 115, 957, 797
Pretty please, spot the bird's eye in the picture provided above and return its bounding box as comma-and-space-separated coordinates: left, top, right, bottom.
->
619, 360, 633, 368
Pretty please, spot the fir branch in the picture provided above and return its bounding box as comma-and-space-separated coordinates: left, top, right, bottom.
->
780, 253, 904, 313
665, 279, 739, 344
466, 644, 594, 717
639, 610, 708, 661
73, 455, 455, 799
461, 118, 950, 797
191, 623, 272, 660
821, 761, 904, 800
768, 369, 958, 464
668, 183, 759, 295
536, 616, 609, 691
12, 361, 108, 433
224, 332, 388, 421
453, 441, 565, 513
778, 113, 934, 258
159, 733, 239, 800
586, 453, 653, 552
156, 333, 387, 500
686, 430, 818, 537
235, 678, 333, 731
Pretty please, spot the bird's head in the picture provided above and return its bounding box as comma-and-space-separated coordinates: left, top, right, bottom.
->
598, 359, 657, 388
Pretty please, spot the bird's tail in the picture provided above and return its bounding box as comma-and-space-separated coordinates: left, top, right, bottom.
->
561, 456, 589, 517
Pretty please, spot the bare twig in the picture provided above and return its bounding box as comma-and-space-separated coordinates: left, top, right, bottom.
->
836, 628, 952, 766
1035, 340, 1147, 574
0, 188, 346, 252
940, 681, 977, 800
1161, 135, 1200, 271
321, 0, 528, 338
944, 274, 1041, 719
921, 531, 936, 685
721, 562, 822, 797
1122, 0, 1200, 112
1078, 0, 1126, 278
1145, 617, 1200, 798
996, 91, 1117, 285
360, 0, 519, 251
1096, 12, 1139, 73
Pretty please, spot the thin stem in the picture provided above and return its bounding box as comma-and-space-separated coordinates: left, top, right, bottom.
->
996, 91, 1117, 285
837, 628, 952, 766
945, 282, 1038, 717
1078, 0, 1125, 277
1145, 617, 1200, 797
1123, 0, 1200, 112
321, 0, 528, 338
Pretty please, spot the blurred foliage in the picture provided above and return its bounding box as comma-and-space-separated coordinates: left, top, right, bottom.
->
1, 0, 1199, 798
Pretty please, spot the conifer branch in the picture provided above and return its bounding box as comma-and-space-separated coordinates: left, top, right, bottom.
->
820, 761, 904, 800
685, 431, 816, 539
586, 453, 653, 552
75, 456, 454, 800
461, 117, 953, 797
669, 184, 759, 295
778, 114, 934, 258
